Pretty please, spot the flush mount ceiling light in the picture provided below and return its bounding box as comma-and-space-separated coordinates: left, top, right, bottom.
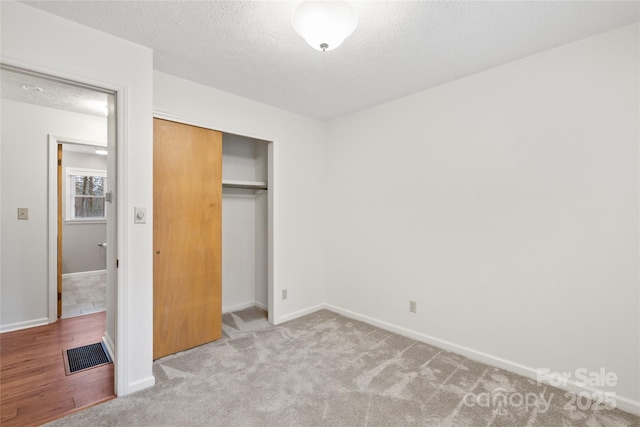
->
22, 84, 43, 92
292, 1, 357, 52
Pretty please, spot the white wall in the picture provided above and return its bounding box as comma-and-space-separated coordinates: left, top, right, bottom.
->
3, 0, 636, 411
222, 189, 257, 310
222, 133, 268, 312
326, 24, 639, 410
1, 1, 154, 395
62, 150, 108, 274
0, 100, 106, 328
154, 71, 326, 323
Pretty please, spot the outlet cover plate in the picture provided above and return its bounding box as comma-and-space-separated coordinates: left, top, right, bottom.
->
409, 300, 417, 313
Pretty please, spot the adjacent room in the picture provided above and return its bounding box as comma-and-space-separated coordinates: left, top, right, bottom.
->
1, 1, 638, 426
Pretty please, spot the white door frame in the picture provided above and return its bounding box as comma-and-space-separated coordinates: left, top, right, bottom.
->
1, 60, 130, 396
47, 136, 111, 325
153, 110, 278, 324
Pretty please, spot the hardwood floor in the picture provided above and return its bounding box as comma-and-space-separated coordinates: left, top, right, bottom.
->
0, 312, 115, 426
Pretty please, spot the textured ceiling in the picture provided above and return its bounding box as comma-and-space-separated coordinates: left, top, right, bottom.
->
1, 66, 109, 117
17, 1, 640, 121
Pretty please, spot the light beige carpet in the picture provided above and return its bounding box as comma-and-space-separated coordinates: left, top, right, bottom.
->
45, 307, 638, 426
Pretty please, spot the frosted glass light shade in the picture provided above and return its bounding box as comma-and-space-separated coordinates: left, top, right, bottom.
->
292, 1, 357, 51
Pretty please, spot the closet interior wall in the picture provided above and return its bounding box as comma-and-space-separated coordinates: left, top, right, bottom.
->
222, 133, 268, 313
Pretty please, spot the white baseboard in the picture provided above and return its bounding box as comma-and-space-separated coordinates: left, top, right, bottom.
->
612, 395, 640, 416
324, 304, 640, 416
276, 303, 326, 324
62, 269, 106, 278
0, 317, 49, 333
102, 331, 115, 361
222, 300, 268, 314
222, 301, 257, 314
125, 376, 156, 395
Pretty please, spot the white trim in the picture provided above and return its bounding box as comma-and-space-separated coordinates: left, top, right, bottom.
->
65, 166, 107, 221
48, 135, 108, 325
47, 135, 58, 325
102, 331, 116, 361
65, 219, 107, 225
276, 303, 326, 324
222, 301, 257, 314
126, 376, 156, 394
62, 269, 107, 278
114, 84, 129, 397
3, 55, 131, 397
66, 167, 107, 175
3, 39, 154, 395
0, 317, 49, 333
323, 304, 640, 416
611, 396, 640, 417
48, 135, 107, 147
153, 109, 277, 327
153, 109, 277, 143
267, 141, 276, 325
66, 167, 106, 175
222, 301, 269, 314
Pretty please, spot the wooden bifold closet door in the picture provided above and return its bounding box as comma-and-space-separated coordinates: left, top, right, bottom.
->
153, 118, 222, 360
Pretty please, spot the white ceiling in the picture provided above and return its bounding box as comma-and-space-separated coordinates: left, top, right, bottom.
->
1, 66, 109, 117
17, 1, 640, 121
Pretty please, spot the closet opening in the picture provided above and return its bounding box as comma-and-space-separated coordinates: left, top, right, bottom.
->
222, 132, 272, 323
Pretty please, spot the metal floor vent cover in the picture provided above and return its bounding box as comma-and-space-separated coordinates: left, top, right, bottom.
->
63, 342, 112, 375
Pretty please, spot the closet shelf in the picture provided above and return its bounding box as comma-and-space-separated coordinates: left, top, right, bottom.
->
222, 179, 268, 190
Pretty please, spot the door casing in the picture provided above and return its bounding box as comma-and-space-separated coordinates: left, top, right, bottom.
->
52, 140, 114, 320
2, 56, 141, 396
48, 135, 115, 323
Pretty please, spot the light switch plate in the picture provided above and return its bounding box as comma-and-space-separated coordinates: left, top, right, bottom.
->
17, 208, 28, 220
134, 207, 146, 224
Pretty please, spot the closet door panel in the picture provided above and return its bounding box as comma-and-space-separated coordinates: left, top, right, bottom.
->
153, 118, 222, 360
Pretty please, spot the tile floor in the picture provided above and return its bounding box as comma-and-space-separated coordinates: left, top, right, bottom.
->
61, 272, 107, 319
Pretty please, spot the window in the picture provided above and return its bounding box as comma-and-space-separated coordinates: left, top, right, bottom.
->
66, 167, 107, 222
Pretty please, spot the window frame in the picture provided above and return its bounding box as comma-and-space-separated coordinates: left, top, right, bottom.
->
65, 167, 107, 224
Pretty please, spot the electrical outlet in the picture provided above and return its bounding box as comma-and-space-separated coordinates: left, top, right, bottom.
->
282, 289, 288, 300
409, 300, 417, 313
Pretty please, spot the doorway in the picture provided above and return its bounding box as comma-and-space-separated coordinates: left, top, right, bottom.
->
152, 118, 275, 360
58, 142, 109, 319
221, 132, 270, 315
0, 64, 118, 402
